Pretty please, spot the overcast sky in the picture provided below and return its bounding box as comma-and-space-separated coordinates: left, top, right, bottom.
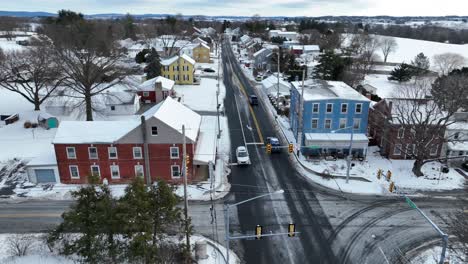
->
2, 0, 468, 17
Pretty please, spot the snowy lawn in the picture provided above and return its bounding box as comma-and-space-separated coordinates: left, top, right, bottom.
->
174, 77, 226, 112
409, 244, 465, 264
0, 233, 240, 264
277, 116, 465, 195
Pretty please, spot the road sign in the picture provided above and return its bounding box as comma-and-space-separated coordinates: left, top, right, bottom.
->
405, 197, 417, 209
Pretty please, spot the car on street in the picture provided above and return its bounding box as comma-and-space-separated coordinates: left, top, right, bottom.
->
203, 68, 215, 73
266, 137, 281, 153
249, 95, 258, 105
236, 146, 250, 165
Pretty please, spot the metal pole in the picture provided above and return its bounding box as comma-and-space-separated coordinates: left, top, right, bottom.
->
346, 128, 354, 184
182, 125, 190, 261
225, 204, 230, 264
296, 69, 306, 157
277, 47, 280, 103
217, 46, 221, 139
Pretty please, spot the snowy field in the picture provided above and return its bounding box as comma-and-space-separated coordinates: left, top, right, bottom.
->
174, 77, 226, 112
0, 233, 239, 264
0, 38, 27, 52
375, 35, 468, 70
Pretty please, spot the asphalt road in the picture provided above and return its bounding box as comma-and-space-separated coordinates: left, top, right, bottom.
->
0, 38, 466, 264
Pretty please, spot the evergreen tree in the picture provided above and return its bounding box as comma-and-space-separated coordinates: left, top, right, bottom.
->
122, 13, 137, 40
271, 36, 286, 44
388, 63, 414, 82
313, 51, 349, 80
47, 176, 120, 263
135, 48, 150, 64
411, 52, 430, 75
144, 48, 162, 79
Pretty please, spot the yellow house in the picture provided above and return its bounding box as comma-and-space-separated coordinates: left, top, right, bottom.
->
161, 54, 196, 85
192, 43, 210, 63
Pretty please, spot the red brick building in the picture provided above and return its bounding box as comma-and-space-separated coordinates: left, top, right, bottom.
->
137, 76, 175, 104
369, 99, 445, 159
53, 97, 207, 184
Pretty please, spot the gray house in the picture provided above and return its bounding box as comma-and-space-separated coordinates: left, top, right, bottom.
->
253, 48, 273, 71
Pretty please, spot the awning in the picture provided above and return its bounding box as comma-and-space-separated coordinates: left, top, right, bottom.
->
304, 133, 368, 149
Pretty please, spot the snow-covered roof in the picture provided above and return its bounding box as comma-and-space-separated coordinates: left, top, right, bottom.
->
193, 37, 208, 45
194, 116, 217, 165
53, 120, 140, 144
447, 141, 468, 151
27, 146, 57, 166
253, 48, 270, 57
181, 54, 196, 65
139, 76, 175, 91
240, 35, 251, 43
262, 74, 290, 90
385, 98, 446, 125
196, 43, 210, 50
291, 79, 370, 102
161, 56, 179, 66
143, 97, 201, 142
292, 45, 320, 52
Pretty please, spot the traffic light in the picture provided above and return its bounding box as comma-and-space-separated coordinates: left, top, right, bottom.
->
288, 223, 296, 237
377, 169, 383, 179
288, 143, 294, 153
185, 155, 190, 175
266, 144, 272, 154
389, 181, 395, 193
255, 225, 262, 239
386, 170, 392, 181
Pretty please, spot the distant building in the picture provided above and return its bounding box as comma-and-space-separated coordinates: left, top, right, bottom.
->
443, 112, 468, 166
252, 48, 273, 71
290, 79, 371, 157
269, 30, 298, 41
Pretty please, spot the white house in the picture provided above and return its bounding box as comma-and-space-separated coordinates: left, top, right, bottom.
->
261, 74, 291, 97
444, 112, 468, 166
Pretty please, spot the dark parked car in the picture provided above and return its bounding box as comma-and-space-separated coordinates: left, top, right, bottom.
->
266, 137, 281, 153
461, 161, 468, 172
249, 95, 258, 105
203, 68, 215, 73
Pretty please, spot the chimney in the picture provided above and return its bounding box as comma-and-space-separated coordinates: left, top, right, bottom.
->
366, 93, 371, 100
155, 80, 163, 103
155, 81, 163, 92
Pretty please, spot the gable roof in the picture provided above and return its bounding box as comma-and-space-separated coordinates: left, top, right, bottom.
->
53, 120, 140, 144
195, 42, 210, 50
160, 54, 196, 66
139, 76, 175, 91
143, 97, 201, 142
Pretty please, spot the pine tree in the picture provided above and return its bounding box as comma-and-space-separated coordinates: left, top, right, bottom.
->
47, 177, 117, 263
411, 52, 430, 76
135, 48, 150, 64
388, 63, 414, 82
313, 51, 349, 80
144, 48, 162, 80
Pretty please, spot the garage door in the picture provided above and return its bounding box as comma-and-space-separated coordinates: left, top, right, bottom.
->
35, 169, 56, 183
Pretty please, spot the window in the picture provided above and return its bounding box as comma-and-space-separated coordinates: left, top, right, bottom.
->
110, 165, 120, 179
88, 147, 98, 159
312, 103, 319, 113
430, 145, 438, 156
69, 165, 79, 179
339, 118, 347, 129
171, 165, 181, 178
355, 103, 362, 113
110, 105, 116, 111
135, 165, 144, 177
143, 92, 149, 97
108, 147, 118, 159
397, 128, 405, 139
393, 144, 402, 155
175, 75, 179, 81
353, 118, 361, 129
326, 103, 333, 113
170, 147, 179, 159
459, 151, 464, 156
324, 119, 332, 129
454, 132, 460, 140
66, 147, 76, 159
311, 119, 318, 129
91, 165, 101, 177
151, 126, 158, 136
133, 147, 142, 159
341, 103, 348, 113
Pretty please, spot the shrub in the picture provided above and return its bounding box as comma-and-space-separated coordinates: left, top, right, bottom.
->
31, 123, 38, 128
23, 120, 32, 129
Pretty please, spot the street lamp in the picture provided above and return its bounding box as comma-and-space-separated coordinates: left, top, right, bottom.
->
331, 126, 354, 184
224, 189, 284, 263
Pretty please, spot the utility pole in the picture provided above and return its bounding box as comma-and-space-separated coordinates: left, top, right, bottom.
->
296, 68, 306, 157
182, 125, 191, 261
276, 47, 280, 104
140, 116, 151, 185
346, 128, 354, 184
216, 37, 221, 139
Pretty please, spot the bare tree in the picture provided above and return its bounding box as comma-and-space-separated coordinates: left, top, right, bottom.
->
392, 80, 457, 176
433, 53, 466, 75
379, 37, 398, 63
7, 234, 35, 257
0, 43, 65, 110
